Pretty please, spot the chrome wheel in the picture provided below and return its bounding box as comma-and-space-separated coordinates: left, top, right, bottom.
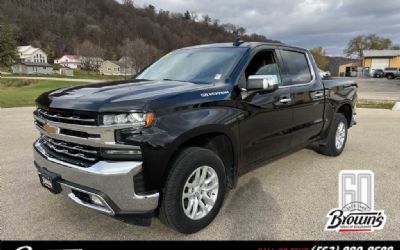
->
182, 166, 219, 220
335, 121, 346, 150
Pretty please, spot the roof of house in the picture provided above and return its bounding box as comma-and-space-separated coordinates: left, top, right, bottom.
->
17, 45, 42, 56
363, 50, 400, 57
17, 61, 52, 67
108, 60, 128, 68
65, 55, 78, 59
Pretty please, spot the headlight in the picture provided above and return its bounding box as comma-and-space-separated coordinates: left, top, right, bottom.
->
102, 112, 155, 127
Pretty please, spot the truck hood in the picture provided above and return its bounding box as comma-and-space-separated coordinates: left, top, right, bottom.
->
36, 80, 231, 113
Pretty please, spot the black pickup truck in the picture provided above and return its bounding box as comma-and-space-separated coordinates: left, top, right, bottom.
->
33, 41, 357, 234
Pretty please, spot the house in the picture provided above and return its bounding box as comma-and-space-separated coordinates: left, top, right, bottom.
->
11, 61, 53, 75
362, 50, 400, 71
17, 45, 48, 63
99, 60, 136, 76
54, 55, 81, 69
59, 67, 74, 77
80, 56, 104, 71
338, 62, 362, 77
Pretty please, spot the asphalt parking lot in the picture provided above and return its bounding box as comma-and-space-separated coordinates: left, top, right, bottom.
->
1, 107, 400, 240
344, 77, 400, 101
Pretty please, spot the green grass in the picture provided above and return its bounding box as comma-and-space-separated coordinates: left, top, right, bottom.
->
73, 71, 126, 80
0, 78, 86, 108
357, 100, 395, 110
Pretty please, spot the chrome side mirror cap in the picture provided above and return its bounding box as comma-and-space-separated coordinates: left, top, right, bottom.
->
247, 75, 279, 91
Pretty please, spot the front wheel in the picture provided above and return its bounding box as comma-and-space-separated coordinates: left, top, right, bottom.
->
159, 147, 226, 234
318, 113, 348, 156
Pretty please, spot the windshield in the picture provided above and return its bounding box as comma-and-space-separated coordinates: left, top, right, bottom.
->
136, 47, 247, 84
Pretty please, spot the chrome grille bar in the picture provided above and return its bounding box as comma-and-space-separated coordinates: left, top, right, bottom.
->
41, 136, 98, 162
37, 109, 96, 124
42, 137, 98, 155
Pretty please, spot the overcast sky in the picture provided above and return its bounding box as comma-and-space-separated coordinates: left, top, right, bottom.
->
132, 0, 400, 56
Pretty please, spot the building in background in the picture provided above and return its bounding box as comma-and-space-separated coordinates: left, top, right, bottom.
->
17, 45, 48, 63
362, 50, 400, 71
59, 67, 74, 77
338, 62, 362, 77
99, 60, 136, 76
54, 55, 81, 69
11, 61, 53, 74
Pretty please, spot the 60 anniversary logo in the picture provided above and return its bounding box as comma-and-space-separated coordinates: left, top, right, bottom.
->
325, 170, 386, 232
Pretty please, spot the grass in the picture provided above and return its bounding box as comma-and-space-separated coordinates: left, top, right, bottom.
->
357, 99, 395, 110
0, 78, 86, 108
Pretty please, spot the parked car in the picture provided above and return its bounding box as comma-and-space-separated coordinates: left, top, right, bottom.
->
372, 69, 385, 78
319, 69, 331, 79
384, 67, 400, 79
33, 41, 357, 234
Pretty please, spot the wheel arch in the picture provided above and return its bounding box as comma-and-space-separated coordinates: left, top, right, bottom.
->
163, 125, 239, 189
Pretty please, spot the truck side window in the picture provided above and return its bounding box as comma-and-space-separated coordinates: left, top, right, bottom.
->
280, 50, 312, 85
244, 50, 282, 85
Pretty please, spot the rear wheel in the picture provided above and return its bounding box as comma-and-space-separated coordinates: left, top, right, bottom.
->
159, 147, 226, 234
318, 113, 348, 156
386, 74, 394, 79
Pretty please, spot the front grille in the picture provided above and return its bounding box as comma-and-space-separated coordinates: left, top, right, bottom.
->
40, 136, 100, 167
37, 108, 97, 125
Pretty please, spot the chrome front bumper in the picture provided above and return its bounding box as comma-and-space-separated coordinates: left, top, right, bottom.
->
34, 140, 159, 215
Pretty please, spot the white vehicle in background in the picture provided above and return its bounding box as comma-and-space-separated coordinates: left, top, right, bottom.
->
383, 67, 400, 79
319, 69, 331, 79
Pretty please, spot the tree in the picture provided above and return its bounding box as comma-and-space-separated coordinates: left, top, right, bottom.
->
309, 46, 328, 70
0, 19, 17, 67
344, 34, 393, 58
183, 10, 191, 20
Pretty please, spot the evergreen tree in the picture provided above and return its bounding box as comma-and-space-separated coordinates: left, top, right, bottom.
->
0, 18, 17, 67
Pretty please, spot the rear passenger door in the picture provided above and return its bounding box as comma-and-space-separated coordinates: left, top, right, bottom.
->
278, 49, 325, 148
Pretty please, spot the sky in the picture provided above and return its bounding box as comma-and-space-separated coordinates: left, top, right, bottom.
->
132, 0, 400, 56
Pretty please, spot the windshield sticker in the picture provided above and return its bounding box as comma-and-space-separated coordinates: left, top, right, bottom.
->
201, 90, 229, 98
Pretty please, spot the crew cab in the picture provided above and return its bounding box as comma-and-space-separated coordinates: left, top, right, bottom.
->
33, 41, 357, 234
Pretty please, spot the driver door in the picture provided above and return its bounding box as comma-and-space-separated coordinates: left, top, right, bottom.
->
238, 49, 293, 169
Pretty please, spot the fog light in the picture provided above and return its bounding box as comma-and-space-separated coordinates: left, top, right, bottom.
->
90, 195, 104, 206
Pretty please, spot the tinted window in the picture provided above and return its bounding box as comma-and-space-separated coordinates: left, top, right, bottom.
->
280, 50, 312, 85
244, 50, 281, 84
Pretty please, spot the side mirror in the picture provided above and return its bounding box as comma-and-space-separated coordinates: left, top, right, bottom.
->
247, 75, 279, 91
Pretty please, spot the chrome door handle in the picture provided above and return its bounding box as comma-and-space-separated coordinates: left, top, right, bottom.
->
280, 98, 292, 104
315, 92, 324, 98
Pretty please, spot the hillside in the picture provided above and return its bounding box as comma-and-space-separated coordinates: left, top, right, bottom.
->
326, 56, 359, 76
0, 0, 277, 66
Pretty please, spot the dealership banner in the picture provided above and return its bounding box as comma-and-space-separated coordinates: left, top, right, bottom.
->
1, 241, 399, 250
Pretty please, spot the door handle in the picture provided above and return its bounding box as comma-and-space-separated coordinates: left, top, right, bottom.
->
314, 92, 324, 98
279, 98, 292, 104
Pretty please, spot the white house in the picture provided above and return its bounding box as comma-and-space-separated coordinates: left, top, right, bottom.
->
54, 55, 81, 69
17, 45, 48, 63
99, 60, 136, 76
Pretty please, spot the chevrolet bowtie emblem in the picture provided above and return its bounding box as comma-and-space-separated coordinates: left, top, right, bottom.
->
43, 123, 59, 134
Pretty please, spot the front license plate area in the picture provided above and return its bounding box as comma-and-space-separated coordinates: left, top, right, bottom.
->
38, 168, 62, 194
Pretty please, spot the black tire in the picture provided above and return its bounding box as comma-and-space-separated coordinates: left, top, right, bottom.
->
386, 74, 394, 80
159, 147, 226, 234
318, 113, 348, 156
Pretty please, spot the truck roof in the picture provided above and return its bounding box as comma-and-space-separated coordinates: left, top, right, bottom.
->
181, 42, 307, 52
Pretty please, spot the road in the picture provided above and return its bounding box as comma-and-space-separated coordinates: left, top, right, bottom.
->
1, 76, 103, 83
1, 107, 399, 240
